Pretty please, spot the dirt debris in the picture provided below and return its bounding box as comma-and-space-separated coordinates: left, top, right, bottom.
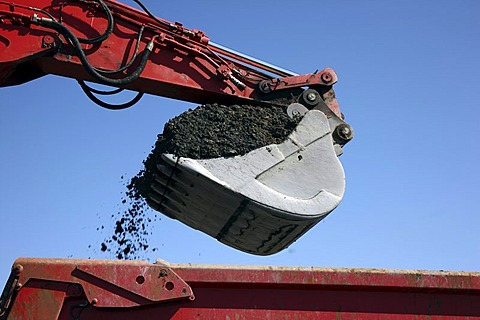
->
100, 175, 158, 260
101, 103, 301, 259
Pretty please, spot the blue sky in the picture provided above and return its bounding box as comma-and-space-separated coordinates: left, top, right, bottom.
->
1, 1, 479, 285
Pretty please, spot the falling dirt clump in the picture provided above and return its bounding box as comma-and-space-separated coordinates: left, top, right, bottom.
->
100, 176, 157, 260
100, 103, 301, 259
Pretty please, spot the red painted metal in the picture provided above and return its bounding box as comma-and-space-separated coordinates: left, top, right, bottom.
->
0, 0, 340, 115
1, 258, 193, 319
1, 258, 480, 319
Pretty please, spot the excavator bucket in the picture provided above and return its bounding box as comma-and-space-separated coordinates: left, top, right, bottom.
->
147, 109, 348, 255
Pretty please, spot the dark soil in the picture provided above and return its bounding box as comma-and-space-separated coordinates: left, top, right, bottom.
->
100, 103, 301, 259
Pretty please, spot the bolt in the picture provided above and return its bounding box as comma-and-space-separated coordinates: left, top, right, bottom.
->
321, 72, 333, 84
259, 80, 272, 93
12, 264, 23, 275
42, 35, 56, 48
339, 126, 350, 136
306, 92, 317, 102
71, 285, 83, 297
159, 269, 168, 277
91, 298, 98, 305
335, 124, 354, 142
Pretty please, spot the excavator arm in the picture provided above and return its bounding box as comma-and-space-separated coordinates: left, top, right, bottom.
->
0, 0, 340, 111
0, 0, 354, 255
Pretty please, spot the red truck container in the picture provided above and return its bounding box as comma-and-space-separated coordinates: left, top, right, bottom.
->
1, 258, 479, 319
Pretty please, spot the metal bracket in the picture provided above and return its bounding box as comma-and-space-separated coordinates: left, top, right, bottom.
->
2, 258, 195, 319
299, 88, 354, 149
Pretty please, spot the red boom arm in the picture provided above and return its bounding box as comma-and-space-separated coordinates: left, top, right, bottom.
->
0, 0, 341, 116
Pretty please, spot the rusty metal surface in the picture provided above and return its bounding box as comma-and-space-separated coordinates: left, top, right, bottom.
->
172, 264, 480, 291
169, 264, 480, 319
2, 258, 480, 319
2, 258, 194, 319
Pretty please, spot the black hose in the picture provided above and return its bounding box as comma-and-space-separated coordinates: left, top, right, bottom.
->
60, 0, 114, 45
36, 17, 154, 86
78, 80, 144, 110
132, 0, 171, 28
77, 81, 124, 95
33, 0, 154, 109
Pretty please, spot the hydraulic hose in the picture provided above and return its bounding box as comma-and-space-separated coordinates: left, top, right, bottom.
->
33, 15, 155, 87
77, 81, 124, 95
59, 0, 114, 45
78, 80, 144, 110
132, 0, 171, 28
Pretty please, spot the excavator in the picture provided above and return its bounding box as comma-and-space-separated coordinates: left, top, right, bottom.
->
2, 1, 479, 319
0, 0, 353, 255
